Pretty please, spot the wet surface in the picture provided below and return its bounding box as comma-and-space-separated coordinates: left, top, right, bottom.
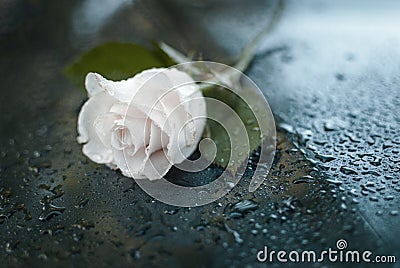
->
0, 0, 399, 267
249, 0, 400, 254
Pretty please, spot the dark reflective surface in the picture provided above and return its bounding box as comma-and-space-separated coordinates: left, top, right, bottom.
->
0, 0, 399, 267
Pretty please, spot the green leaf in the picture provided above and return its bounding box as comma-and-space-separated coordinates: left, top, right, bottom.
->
202, 86, 271, 172
65, 42, 174, 89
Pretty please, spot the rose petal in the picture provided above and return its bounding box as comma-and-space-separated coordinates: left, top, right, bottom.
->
85, 72, 138, 102
111, 127, 132, 150
162, 108, 193, 163
108, 69, 171, 103
77, 91, 115, 163
82, 139, 113, 164
113, 147, 147, 179
146, 122, 169, 156
159, 69, 206, 164
168, 69, 206, 151
130, 70, 172, 110
133, 68, 168, 86
130, 70, 174, 136
114, 117, 150, 154
134, 69, 198, 163
142, 150, 172, 180
77, 91, 115, 143
106, 162, 118, 170
94, 113, 119, 148
178, 95, 206, 152
166, 68, 200, 99
85, 72, 104, 97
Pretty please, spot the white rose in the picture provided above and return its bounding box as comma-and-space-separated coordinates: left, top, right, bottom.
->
77, 68, 206, 180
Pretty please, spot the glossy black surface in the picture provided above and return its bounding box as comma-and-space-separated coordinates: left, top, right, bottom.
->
0, 1, 399, 267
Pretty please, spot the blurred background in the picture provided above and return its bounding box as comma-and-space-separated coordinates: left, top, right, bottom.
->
0, 0, 399, 267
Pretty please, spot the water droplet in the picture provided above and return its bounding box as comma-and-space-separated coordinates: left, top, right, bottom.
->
361, 170, 381, 176
131, 249, 141, 259
38, 196, 65, 221
297, 129, 313, 145
369, 196, 379, 202
326, 178, 343, 185
389, 210, 398, 216
227, 182, 235, 188
349, 188, 358, 196
315, 153, 336, 163
41, 224, 65, 236
293, 175, 315, 184
224, 199, 258, 219
224, 224, 243, 244
72, 219, 94, 230
231, 199, 258, 213
74, 198, 89, 209
340, 166, 358, 175
335, 73, 345, 81
323, 118, 345, 131
278, 122, 295, 134
163, 209, 179, 215
5, 240, 20, 253
92, 154, 102, 162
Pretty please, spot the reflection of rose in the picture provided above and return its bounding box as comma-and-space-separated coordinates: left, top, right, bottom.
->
77, 68, 206, 180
